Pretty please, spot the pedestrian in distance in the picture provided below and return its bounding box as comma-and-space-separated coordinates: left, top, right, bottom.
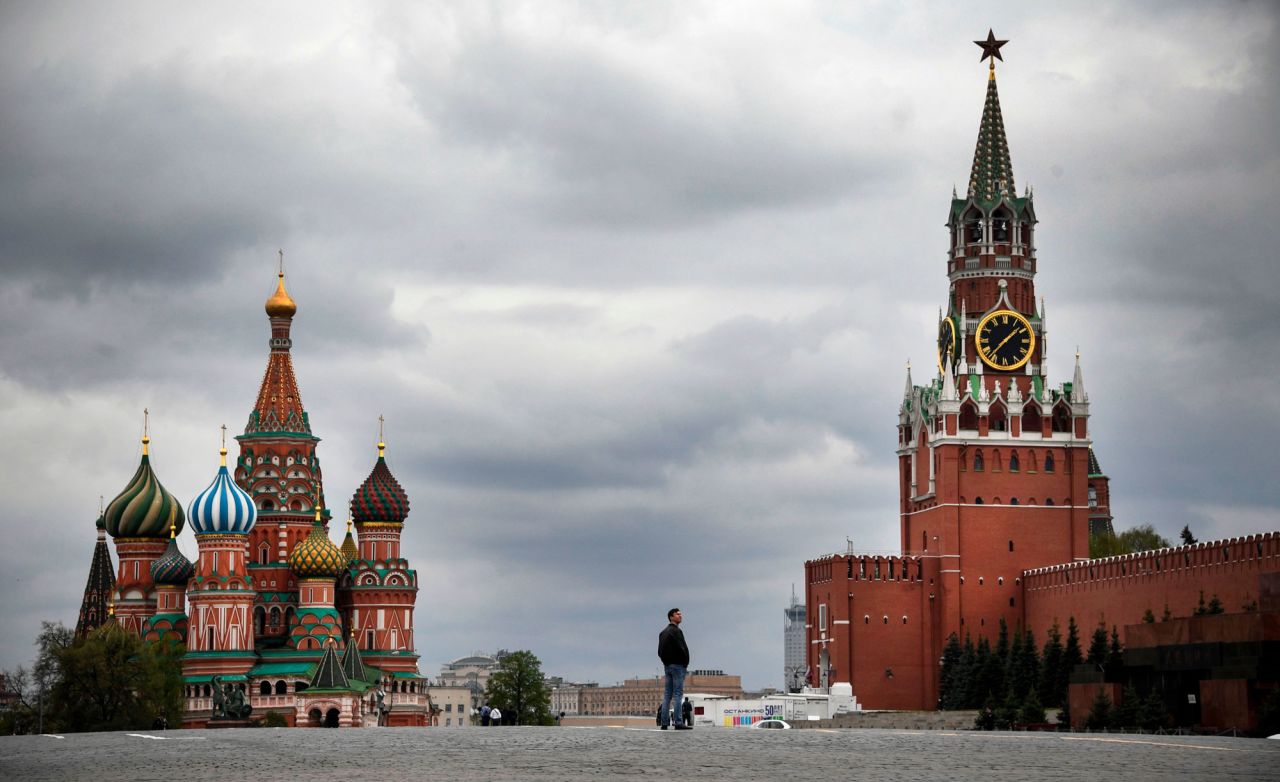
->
489, 706, 502, 725
682, 696, 693, 728
658, 607, 691, 730
480, 704, 491, 726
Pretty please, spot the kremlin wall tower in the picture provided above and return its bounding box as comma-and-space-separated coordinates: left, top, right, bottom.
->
79, 268, 428, 728
804, 40, 1279, 731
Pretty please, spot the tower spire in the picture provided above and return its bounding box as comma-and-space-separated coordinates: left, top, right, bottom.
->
968, 31, 1015, 203
1071, 349, 1087, 403
247, 260, 310, 436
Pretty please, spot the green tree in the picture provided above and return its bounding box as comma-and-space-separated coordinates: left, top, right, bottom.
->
484, 650, 553, 726
1139, 689, 1168, 731
1117, 524, 1171, 553
956, 634, 977, 708
1113, 685, 1141, 728
1059, 617, 1084, 723
1089, 531, 1128, 559
1086, 623, 1108, 667
974, 637, 1002, 707
1180, 525, 1197, 545
1205, 595, 1224, 615
995, 689, 1020, 729
938, 633, 963, 709
1141, 609, 1155, 624
48, 624, 183, 732
1106, 626, 1124, 676
1038, 622, 1065, 708
1019, 688, 1046, 725
1084, 689, 1113, 730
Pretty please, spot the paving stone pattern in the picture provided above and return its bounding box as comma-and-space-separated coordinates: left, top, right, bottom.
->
2, 726, 1277, 782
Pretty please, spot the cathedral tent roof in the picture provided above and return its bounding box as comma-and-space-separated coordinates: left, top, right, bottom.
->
342, 637, 370, 684
309, 641, 350, 690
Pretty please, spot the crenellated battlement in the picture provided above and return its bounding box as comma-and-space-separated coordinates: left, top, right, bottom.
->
1022, 532, 1280, 591
807, 553, 928, 584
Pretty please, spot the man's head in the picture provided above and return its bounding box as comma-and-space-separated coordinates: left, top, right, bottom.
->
668, 608, 682, 624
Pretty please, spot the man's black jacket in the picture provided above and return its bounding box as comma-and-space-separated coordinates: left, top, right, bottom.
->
658, 622, 689, 667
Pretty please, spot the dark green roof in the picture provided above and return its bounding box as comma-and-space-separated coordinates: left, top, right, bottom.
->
249, 661, 316, 677
1088, 447, 1104, 477
309, 643, 349, 690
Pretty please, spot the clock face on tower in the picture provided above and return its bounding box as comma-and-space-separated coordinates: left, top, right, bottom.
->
937, 317, 957, 373
975, 309, 1036, 371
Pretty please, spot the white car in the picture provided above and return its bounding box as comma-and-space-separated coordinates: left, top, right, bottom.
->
753, 719, 791, 729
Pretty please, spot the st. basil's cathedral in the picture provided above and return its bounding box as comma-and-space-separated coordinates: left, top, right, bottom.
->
75, 268, 429, 728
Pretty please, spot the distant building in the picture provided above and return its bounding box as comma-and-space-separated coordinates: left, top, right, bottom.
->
438, 653, 501, 710
549, 681, 597, 716
580, 672, 743, 716
783, 587, 806, 692
426, 684, 473, 727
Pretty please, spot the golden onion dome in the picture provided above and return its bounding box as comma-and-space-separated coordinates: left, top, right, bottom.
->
288, 517, 346, 579
265, 272, 297, 318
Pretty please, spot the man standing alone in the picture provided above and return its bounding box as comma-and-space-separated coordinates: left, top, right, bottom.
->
658, 608, 691, 730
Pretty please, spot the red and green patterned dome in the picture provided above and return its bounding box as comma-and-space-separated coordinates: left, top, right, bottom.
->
351, 442, 410, 523
104, 436, 185, 539
151, 532, 194, 586
288, 518, 346, 579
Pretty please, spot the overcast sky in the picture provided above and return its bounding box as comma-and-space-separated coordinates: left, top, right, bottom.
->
1, 1, 1277, 691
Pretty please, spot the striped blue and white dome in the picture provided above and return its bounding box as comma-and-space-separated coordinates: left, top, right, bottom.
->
188, 450, 257, 536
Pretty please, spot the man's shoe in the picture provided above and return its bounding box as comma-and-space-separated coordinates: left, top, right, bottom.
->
674, 724, 692, 730
660, 725, 668, 730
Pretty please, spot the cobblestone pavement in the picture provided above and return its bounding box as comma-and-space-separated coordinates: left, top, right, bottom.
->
2, 726, 1277, 782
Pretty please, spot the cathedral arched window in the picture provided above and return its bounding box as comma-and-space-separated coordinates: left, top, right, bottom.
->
975, 497, 984, 505
973, 451, 985, 472
1044, 452, 1055, 473
260, 681, 272, 696
960, 400, 979, 430
261, 498, 275, 511
1045, 498, 1054, 506
1010, 497, 1019, 505
989, 401, 1007, 431
1009, 452, 1019, 472
276, 681, 288, 695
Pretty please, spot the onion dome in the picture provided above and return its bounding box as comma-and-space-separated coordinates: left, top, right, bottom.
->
265, 271, 297, 318
289, 508, 346, 578
188, 446, 257, 535
340, 518, 359, 565
351, 440, 410, 523
151, 526, 194, 586
104, 434, 185, 539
